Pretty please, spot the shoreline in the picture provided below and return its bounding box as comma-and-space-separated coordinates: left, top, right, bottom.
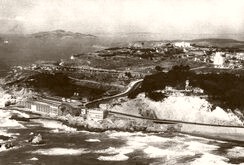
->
3, 103, 244, 144
4, 106, 174, 134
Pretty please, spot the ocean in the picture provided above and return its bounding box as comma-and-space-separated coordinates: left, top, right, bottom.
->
0, 109, 244, 165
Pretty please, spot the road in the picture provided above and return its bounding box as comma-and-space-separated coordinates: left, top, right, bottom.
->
68, 76, 124, 89
85, 79, 143, 108
190, 66, 207, 71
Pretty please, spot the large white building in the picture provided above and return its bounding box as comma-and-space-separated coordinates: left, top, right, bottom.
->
236, 52, 244, 60
174, 42, 192, 48
213, 52, 225, 68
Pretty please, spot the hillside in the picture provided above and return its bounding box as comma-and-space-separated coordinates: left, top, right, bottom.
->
191, 38, 244, 43
189, 38, 244, 48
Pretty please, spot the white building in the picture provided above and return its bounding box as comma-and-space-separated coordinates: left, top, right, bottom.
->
86, 109, 105, 121
174, 42, 191, 48
236, 52, 244, 60
213, 52, 225, 68
70, 55, 75, 60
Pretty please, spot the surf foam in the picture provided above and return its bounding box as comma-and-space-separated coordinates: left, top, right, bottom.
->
85, 139, 101, 142
111, 94, 243, 126
32, 119, 76, 132
0, 110, 25, 128
31, 148, 89, 155
98, 154, 129, 161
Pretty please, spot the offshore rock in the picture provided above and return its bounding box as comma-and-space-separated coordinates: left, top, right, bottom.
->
30, 134, 43, 144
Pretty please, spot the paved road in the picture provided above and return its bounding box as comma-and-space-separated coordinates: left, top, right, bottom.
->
85, 79, 143, 108
190, 66, 207, 70
68, 76, 124, 89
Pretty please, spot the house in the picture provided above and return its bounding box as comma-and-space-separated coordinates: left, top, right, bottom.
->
70, 54, 84, 60
174, 42, 192, 48
193, 87, 204, 94
86, 109, 107, 121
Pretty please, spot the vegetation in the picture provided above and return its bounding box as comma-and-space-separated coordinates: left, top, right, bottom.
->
18, 72, 105, 99
132, 65, 244, 111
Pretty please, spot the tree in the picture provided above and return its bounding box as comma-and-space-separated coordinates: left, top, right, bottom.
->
155, 65, 163, 72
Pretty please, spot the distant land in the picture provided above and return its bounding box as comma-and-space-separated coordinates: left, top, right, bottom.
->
188, 38, 244, 48
95, 32, 244, 42
1, 30, 244, 73
0, 30, 100, 70
30, 29, 97, 39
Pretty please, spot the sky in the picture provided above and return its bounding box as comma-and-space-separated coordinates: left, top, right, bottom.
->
0, 0, 244, 36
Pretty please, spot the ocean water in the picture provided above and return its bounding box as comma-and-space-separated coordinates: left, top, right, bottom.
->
0, 109, 244, 165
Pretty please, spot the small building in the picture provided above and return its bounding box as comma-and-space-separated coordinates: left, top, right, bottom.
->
86, 109, 106, 121
185, 80, 192, 91
165, 86, 174, 91
174, 42, 192, 48
193, 87, 204, 94
70, 54, 86, 60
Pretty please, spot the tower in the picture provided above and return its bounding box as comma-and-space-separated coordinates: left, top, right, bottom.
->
185, 80, 190, 90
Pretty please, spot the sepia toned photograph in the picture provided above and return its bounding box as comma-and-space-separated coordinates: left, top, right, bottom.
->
0, 0, 244, 164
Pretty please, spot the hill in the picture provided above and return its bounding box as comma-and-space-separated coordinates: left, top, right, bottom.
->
31, 30, 96, 40
189, 38, 244, 48
0, 30, 99, 68
191, 38, 244, 43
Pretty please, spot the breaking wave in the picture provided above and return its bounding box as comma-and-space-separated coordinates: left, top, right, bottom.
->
31, 119, 77, 132
31, 148, 89, 155
0, 110, 25, 128
190, 153, 230, 165
227, 146, 244, 158
85, 139, 101, 142
102, 131, 229, 164
97, 154, 129, 161
111, 94, 243, 126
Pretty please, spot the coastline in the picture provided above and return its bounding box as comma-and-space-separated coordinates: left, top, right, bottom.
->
5, 106, 173, 133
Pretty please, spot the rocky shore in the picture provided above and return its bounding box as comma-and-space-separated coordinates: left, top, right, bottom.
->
3, 105, 174, 135
54, 114, 175, 133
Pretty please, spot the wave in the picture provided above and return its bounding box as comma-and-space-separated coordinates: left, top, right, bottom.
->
190, 153, 230, 165
97, 154, 129, 161
0, 82, 36, 108
103, 131, 228, 164
31, 119, 77, 132
0, 110, 25, 128
227, 146, 244, 158
111, 94, 243, 126
85, 139, 101, 142
31, 147, 89, 155
29, 157, 39, 161
0, 145, 19, 152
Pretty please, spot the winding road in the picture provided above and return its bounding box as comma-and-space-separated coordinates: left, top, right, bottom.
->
85, 79, 143, 108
